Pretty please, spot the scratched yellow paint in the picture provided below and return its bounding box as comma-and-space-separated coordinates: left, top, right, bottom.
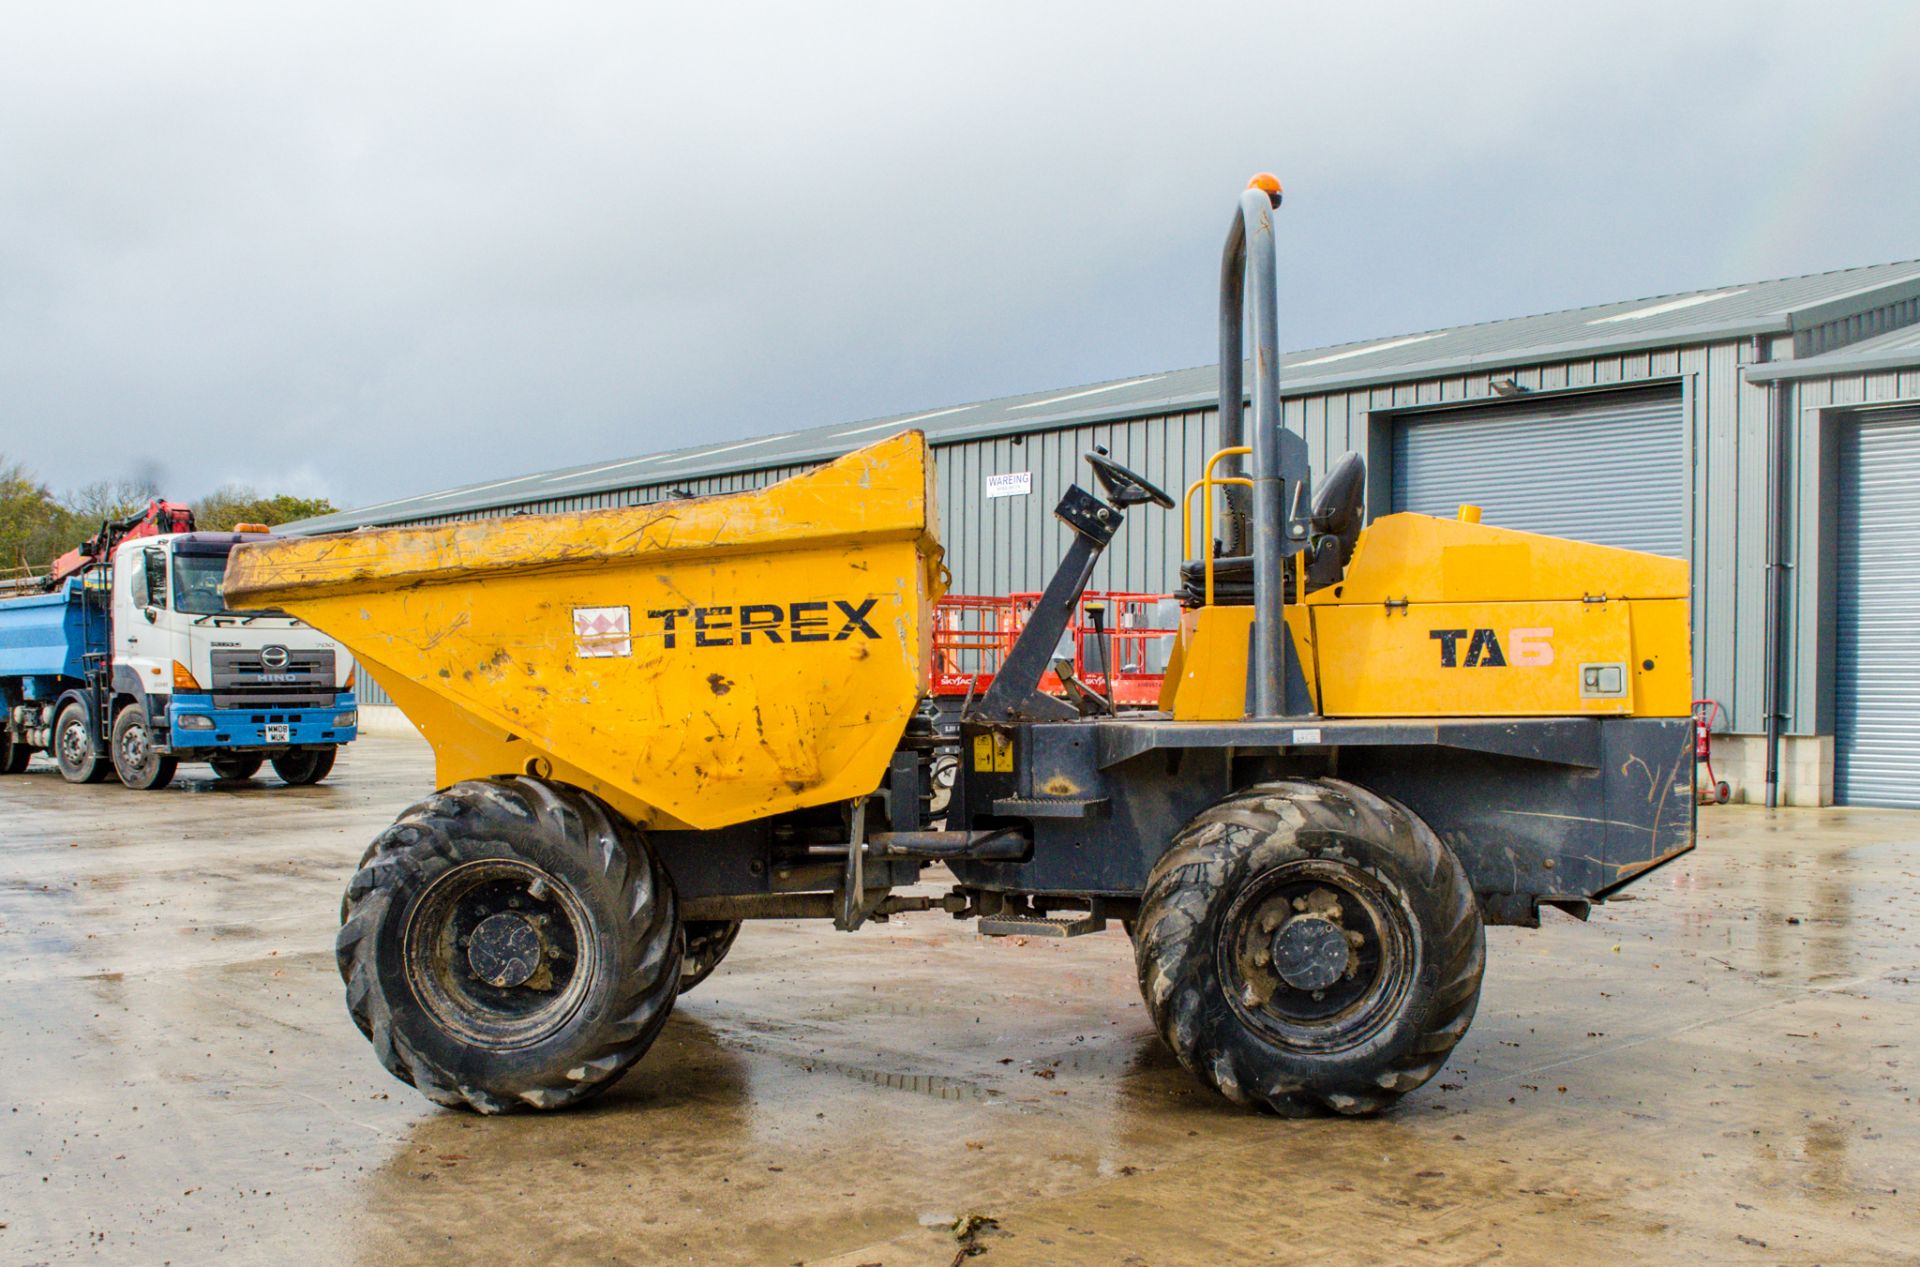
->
225, 432, 946, 831
1167, 511, 1692, 721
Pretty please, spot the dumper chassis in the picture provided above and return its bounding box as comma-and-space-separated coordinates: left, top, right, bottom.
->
243, 177, 1696, 1117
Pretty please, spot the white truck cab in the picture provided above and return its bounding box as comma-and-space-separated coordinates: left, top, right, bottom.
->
101, 530, 359, 788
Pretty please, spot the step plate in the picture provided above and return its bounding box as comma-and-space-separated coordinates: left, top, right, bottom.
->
991, 796, 1108, 819
977, 913, 1108, 939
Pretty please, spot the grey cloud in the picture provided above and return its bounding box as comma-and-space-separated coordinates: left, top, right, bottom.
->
1, 1, 1915, 505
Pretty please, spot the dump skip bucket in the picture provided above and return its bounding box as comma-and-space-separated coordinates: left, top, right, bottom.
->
225, 432, 946, 830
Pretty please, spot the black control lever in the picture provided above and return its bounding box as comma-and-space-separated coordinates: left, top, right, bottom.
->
972, 448, 1171, 724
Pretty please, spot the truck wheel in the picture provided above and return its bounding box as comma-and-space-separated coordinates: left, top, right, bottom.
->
53, 701, 111, 784
210, 754, 264, 781
678, 920, 741, 994
111, 706, 177, 791
273, 747, 336, 785
336, 777, 682, 1113
0, 731, 31, 775
1133, 778, 1484, 1116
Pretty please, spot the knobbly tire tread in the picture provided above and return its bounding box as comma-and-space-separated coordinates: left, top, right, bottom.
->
336, 776, 682, 1114
1133, 778, 1484, 1117
678, 920, 741, 994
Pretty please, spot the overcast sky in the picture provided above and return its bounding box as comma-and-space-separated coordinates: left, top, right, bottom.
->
2, 1, 1916, 508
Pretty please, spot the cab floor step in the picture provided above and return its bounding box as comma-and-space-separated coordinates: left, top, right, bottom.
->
977, 912, 1108, 938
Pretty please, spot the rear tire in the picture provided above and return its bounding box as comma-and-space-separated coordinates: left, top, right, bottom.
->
678, 921, 741, 994
53, 701, 111, 784
273, 747, 336, 785
0, 731, 31, 774
1134, 778, 1484, 1116
111, 706, 177, 791
336, 777, 682, 1113
210, 754, 264, 781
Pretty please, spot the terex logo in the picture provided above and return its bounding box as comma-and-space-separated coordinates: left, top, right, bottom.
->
1430, 627, 1553, 668
648, 599, 882, 649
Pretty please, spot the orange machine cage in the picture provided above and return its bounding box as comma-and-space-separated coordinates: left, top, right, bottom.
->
930, 591, 1179, 706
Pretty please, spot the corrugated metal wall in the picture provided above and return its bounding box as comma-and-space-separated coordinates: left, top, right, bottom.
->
397, 462, 820, 526
356, 671, 392, 707
1389, 388, 1687, 556
932, 409, 1219, 596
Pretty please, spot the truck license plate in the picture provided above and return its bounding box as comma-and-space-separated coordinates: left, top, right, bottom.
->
265, 725, 291, 743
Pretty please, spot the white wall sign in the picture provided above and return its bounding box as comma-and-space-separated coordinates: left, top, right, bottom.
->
985, 471, 1032, 499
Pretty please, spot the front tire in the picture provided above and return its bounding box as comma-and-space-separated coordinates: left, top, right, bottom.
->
336, 777, 682, 1113
210, 754, 264, 781
273, 747, 336, 785
53, 701, 111, 784
1134, 778, 1484, 1116
112, 706, 177, 791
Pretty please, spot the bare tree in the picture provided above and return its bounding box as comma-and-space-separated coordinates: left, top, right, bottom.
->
62, 477, 160, 526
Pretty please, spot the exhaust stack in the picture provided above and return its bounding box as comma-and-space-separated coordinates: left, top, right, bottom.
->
1218, 174, 1308, 718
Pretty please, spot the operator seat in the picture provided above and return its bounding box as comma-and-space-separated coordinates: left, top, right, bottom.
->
1177, 451, 1367, 607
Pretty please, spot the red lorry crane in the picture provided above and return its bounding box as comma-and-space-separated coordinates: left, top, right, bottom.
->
42, 500, 196, 590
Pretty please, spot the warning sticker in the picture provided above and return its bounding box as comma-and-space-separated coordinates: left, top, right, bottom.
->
971, 731, 1014, 773
572, 606, 632, 658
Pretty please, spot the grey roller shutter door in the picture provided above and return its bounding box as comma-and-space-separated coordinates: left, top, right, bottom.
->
1391, 387, 1687, 556
1834, 408, 1920, 808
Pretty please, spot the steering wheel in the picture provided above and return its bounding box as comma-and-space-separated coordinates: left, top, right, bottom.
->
1085, 452, 1176, 510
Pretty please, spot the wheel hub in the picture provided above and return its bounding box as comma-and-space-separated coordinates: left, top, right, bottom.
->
403, 859, 592, 1049
1218, 861, 1416, 1049
467, 911, 543, 988
1272, 914, 1349, 991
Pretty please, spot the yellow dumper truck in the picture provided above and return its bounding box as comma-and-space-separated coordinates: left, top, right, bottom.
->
226, 179, 1694, 1116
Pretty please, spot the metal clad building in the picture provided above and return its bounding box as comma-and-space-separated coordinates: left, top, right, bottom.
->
1746, 323, 1920, 806
299, 261, 1920, 805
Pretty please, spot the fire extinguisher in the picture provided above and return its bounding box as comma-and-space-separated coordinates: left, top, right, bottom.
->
1691, 700, 1731, 805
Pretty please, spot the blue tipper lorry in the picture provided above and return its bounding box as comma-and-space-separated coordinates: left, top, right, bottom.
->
0, 500, 358, 790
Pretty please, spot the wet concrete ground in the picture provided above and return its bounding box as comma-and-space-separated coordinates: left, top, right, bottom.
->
0, 734, 1914, 1265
